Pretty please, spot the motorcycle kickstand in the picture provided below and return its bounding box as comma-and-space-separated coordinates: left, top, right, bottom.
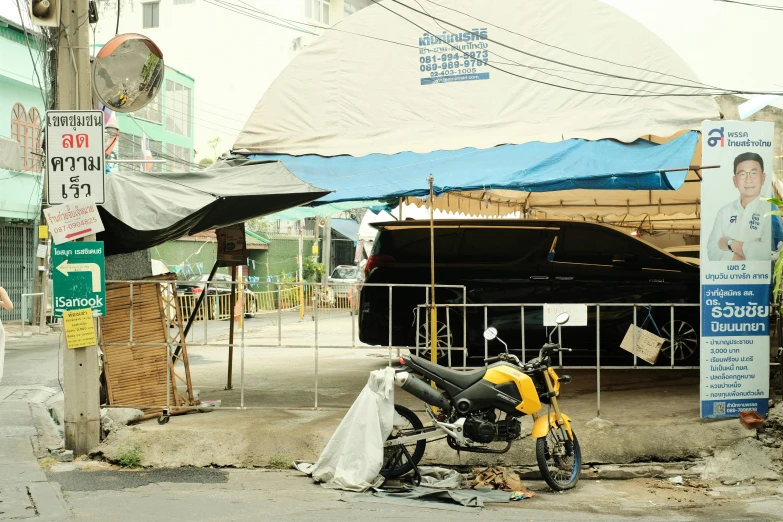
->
401, 445, 422, 487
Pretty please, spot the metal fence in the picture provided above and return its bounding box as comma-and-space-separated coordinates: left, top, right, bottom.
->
175, 283, 360, 324
96, 276, 753, 419
101, 280, 467, 414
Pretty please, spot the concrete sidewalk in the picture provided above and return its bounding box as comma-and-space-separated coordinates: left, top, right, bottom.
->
0, 385, 69, 521
93, 313, 777, 473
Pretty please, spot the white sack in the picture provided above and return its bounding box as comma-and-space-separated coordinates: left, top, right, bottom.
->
298, 367, 396, 491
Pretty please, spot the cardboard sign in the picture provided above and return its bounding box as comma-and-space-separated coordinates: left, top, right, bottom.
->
38, 225, 48, 239
216, 224, 247, 267
43, 198, 105, 244
543, 303, 588, 327
619, 325, 664, 365
63, 308, 97, 349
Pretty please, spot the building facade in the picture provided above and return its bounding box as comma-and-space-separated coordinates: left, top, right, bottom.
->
0, 15, 45, 322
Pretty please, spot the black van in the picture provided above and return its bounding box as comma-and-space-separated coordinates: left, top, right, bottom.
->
358, 220, 700, 364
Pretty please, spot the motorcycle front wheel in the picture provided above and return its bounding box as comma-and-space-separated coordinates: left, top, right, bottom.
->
535, 427, 581, 491
380, 405, 426, 479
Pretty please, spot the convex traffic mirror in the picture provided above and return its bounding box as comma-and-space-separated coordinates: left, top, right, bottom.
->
92, 33, 164, 113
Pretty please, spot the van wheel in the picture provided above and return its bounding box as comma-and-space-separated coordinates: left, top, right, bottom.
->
659, 318, 698, 362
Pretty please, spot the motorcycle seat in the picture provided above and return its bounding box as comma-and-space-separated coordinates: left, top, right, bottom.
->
406, 355, 487, 389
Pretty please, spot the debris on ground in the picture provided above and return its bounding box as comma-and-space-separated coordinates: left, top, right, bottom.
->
470, 466, 532, 497
701, 438, 781, 483
669, 475, 683, 485
101, 408, 145, 434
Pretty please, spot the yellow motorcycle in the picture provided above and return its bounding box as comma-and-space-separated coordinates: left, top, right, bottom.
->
384, 312, 581, 490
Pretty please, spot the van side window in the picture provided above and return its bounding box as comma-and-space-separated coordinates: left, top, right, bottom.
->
458, 228, 556, 263
559, 229, 632, 265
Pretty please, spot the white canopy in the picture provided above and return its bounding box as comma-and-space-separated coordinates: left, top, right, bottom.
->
235, 0, 719, 157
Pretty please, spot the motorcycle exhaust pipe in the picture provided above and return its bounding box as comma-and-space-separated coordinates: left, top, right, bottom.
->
394, 372, 451, 413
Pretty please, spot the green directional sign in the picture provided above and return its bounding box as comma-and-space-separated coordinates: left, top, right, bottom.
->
52, 241, 106, 317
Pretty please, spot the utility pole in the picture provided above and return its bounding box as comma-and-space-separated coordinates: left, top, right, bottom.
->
58, 0, 100, 455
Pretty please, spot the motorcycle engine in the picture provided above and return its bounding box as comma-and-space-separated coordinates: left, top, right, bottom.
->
497, 418, 522, 441
464, 412, 497, 444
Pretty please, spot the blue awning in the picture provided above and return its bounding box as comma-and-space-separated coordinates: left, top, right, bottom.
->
249, 131, 698, 206
330, 218, 360, 241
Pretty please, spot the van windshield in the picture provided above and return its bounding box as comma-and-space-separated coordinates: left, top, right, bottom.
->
332, 267, 359, 279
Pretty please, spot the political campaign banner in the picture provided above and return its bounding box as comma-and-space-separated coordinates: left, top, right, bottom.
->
700, 120, 773, 418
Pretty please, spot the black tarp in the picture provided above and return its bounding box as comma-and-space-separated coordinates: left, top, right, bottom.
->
97, 160, 330, 255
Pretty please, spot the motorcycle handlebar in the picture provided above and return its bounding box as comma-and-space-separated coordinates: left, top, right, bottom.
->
538, 345, 572, 359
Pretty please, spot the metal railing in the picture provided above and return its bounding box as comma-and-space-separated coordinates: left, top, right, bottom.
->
97, 278, 774, 418
417, 301, 705, 417
18, 292, 45, 337
100, 280, 467, 413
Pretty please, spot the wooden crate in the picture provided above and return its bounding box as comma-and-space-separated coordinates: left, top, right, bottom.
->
99, 274, 196, 416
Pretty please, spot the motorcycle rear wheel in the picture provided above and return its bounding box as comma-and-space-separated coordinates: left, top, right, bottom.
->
380, 405, 426, 479
535, 427, 581, 491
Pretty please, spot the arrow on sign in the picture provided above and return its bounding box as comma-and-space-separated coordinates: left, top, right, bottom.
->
56, 260, 102, 292
65, 229, 92, 239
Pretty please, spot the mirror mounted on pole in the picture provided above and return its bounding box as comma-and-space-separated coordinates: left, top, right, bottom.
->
92, 33, 164, 114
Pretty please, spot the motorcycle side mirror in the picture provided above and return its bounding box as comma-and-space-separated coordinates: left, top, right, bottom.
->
483, 327, 498, 341
555, 312, 570, 326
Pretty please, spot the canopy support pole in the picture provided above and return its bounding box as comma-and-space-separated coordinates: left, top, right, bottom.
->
227, 265, 237, 390
428, 175, 437, 365
176, 262, 219, 362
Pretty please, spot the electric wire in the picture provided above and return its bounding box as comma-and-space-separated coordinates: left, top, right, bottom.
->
420, 0, 723, 90
714, 0, 783, 10
372, 0, 782, 97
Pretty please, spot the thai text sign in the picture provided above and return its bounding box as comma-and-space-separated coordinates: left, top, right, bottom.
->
45, 110, 105, 204
700, 121, 773, 419
63, 308, 97, 349
43, 198, 105, 244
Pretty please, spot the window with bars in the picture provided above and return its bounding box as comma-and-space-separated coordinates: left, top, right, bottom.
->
134, 90, 162, 123
143, 2, 160, 28
118, 132, 163, 172
166, 143, 192, 169
165, 80, 192, 137
305, 0, 330, 24
10, 103, 43, 173
344, 0, 372, 16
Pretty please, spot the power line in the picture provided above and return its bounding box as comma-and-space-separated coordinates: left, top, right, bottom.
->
408, 0, 670, 96
420, 0, 722, 90
201, 0, 319, 34
231, 0, 673, 95
370, 0, 782, 97
214, 0, 778, 97
714, 0, 783, 10
13, 0, 48, 107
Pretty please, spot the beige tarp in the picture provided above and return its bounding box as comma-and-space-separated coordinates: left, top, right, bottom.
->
235, 0, 719, 157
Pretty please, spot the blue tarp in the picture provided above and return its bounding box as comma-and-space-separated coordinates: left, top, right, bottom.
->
330, 218, 361, 241
249, 131, 698, 205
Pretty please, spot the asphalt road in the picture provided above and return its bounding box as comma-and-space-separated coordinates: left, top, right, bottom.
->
47, 468, 780, 522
